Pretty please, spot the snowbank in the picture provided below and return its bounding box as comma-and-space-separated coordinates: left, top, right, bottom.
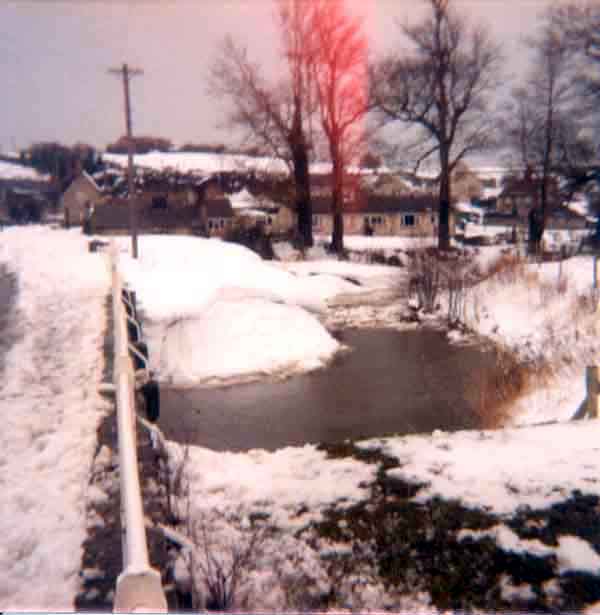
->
116, 235, 362, 385
160, 298, 339, 386
0, 227, 110, 610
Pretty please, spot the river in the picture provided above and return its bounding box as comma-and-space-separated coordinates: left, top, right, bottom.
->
157, 328, 497, 452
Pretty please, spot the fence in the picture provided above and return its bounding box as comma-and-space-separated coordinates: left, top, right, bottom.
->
110, 244, 167, 612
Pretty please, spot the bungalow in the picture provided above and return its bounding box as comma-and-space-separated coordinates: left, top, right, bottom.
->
311, 192, 451, 237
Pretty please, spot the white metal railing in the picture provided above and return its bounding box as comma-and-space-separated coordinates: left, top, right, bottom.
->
110, 245, 167, 612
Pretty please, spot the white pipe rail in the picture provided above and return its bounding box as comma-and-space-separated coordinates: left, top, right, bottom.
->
110, 245, 167, 613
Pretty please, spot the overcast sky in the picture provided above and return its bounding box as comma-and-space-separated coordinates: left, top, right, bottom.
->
0, 0, 556, 153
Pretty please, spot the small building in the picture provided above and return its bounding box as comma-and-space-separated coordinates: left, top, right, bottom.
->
60, 171, 105, 226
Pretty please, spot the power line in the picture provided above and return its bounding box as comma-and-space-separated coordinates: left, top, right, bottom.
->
108, 63, 143, 259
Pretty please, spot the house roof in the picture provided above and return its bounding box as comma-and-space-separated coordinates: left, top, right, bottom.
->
499, 176, 560, 200
311, 193, 438, 215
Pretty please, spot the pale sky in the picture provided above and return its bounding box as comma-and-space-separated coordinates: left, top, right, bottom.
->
0, 0, 556, 153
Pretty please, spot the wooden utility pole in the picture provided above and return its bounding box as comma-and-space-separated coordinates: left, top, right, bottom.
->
109, 63, 143, 259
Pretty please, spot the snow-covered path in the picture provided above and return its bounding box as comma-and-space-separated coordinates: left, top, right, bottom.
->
0, 227, 111, 610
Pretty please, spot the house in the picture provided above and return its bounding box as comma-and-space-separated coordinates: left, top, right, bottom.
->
1, 187, 49, 223
496, 175, 561, 218
0, 160, 52, 223
60, 171, 105, 226
311, 192, 450, 237
88, 175, 235, 237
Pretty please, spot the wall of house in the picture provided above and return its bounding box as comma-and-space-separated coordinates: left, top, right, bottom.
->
273, 206, 296, 235
61, 178, 103, 226
312, 210, 449, 238
206, 217, 233, 237
497, 194, 537, 217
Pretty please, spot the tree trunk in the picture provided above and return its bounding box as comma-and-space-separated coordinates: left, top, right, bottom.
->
438, 148, 451, 251
292, 143, 313, 248
540, 172, 548, 241
330, 158, 344, 255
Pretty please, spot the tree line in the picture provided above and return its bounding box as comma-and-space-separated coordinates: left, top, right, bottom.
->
209, 0, 600, 253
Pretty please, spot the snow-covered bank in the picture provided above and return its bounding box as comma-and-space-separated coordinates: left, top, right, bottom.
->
116, 236, 369, 387
0, 227, 110, 610
463, 254, 598, 424
165, 414, 600, 611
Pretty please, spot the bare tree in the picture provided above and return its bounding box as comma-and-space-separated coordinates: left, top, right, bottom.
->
504, 10, 593, 247
552, 3, 600, 104
550, 3, 600, 196
209, 1, 317, 247
371, 0, 502, 250
310, 0, 369, 254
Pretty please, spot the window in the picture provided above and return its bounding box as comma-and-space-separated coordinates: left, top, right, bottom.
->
151, 196, 168, 209
403, 214, 415, 226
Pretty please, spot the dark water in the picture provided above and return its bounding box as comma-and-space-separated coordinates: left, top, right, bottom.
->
158, 328, 498, 452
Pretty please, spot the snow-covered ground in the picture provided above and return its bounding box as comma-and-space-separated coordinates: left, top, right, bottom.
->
3, 226, 600, 611
0, 227, 110, 610
115, 235, 378, 387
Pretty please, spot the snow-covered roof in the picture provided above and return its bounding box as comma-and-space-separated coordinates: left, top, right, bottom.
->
0, 160, 50, 182
81, 170, 102, 193
229, 188, 258, 210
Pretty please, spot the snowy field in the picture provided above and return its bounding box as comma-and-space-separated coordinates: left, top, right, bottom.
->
0, 227, 110, 610
2, 226, 600, 611
103, 150, 384, 178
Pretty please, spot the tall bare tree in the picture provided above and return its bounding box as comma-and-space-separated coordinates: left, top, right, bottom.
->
550, 3, 600, 195
371, 0, 502, 250
504, 10, 592, 243
209, 1, 317, 247
552, 3, 600, 104
310, 0, 369, 254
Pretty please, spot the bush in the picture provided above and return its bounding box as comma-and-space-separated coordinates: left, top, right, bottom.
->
407, 248, 479, 323
408, 248, 442, 313
225, 224, 275, 260
369, 250, 387, 265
